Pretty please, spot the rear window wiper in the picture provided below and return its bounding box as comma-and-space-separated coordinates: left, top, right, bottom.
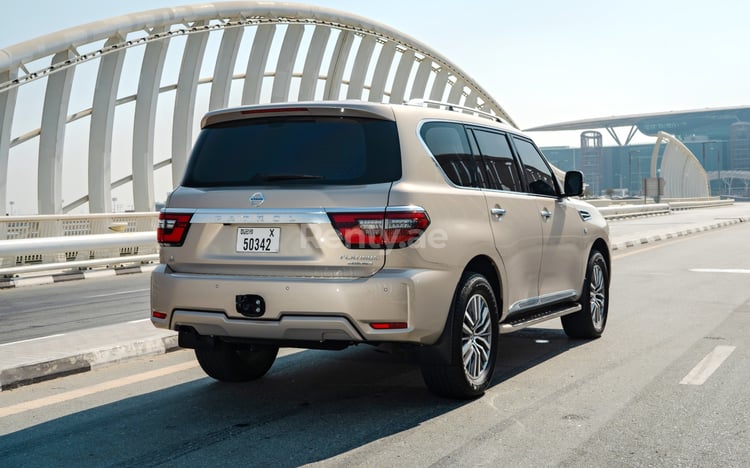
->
260, 173, 325, 181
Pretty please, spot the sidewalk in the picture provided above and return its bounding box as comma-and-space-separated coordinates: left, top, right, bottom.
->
0, 320, 176, 391
1, 204, 749, 391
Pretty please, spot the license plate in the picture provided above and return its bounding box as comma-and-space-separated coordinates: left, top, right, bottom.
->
236, 227, 280, 253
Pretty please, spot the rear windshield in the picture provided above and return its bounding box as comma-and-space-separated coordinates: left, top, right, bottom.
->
182, 116, 401, 187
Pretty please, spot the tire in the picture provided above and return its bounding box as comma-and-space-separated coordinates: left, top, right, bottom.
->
195, 340, 278, 382
420, 273, 499, 399
562, 250, 609, 339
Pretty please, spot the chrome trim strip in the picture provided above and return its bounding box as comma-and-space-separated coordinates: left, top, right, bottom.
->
508, 289, 578, 315
190, 209, 329, 224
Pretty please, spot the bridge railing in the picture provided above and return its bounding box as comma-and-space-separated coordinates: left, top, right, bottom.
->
0, 212, 158, 276
594, 197, 734, 219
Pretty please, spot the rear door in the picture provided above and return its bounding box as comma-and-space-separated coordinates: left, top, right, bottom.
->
161, 106, 403, 279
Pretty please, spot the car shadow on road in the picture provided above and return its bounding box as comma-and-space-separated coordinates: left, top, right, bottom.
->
0, 327, 592, 466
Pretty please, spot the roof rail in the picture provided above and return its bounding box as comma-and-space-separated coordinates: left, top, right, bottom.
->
405, 99, 506, 124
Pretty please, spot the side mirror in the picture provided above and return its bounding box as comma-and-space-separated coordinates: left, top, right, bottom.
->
564, 171, 584, 197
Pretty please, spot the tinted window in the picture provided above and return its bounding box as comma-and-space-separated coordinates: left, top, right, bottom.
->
421, 122, 483, 188
471, 129, 523, 192
182, 117, 401, 187
513, 137, 558, 196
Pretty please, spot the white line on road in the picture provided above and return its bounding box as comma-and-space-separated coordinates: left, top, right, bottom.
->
0, 334, 65, 347
84, 288, 150, 299
680, 345, 736, 386
128, 318, 151, 324
0, 361, 198, 418
689, 269, 750, 274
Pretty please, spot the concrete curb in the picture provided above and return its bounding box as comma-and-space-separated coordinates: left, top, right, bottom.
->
610, 217, 748, 251
0, 321, 178, 391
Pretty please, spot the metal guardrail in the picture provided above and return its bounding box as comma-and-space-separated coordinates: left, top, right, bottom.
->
0, 198, 736, 277
597, 197, 734, 220
597, 203, 671, 219
667, 198, 735, 210
0, 212, 158, 276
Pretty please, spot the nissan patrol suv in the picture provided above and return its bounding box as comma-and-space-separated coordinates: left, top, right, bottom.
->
151, 100, 610, 399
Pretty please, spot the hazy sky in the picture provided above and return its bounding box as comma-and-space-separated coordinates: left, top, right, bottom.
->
1, 0, 749, 212
3, 0, 748, 138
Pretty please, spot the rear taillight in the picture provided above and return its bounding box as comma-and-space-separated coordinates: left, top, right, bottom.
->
328, 209, 430, 249
157, 212, 193, 246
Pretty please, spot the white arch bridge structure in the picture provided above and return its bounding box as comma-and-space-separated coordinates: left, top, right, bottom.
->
0, 1, 514, 217
0, 2, 732, 277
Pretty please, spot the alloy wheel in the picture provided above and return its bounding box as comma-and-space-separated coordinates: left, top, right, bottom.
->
462, 293, 493, 382
589, 262, 606, 330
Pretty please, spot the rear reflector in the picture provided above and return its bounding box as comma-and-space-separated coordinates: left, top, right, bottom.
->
328, 210, 430, 249
152, 311, 168, 320
157, 212, 192, 246
370, 322, 408, 330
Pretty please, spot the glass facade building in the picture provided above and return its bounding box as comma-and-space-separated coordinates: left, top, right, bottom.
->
529, 106, 750, 198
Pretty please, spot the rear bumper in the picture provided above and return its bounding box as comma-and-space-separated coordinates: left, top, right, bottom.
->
150, 264, 455, 345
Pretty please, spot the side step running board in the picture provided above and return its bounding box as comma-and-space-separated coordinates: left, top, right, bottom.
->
499, 304, 582, 334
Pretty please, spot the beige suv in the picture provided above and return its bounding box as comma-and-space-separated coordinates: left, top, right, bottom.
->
151, 100, 610, 399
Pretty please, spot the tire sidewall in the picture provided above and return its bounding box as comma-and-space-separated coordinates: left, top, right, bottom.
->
451, 273, 499, 394
586, 251, 609, 335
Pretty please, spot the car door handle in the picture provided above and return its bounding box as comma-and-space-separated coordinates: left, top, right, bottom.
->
491, 208, 506, 218
540, 208, 552, 220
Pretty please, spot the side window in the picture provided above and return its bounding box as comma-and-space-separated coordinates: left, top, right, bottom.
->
512, 137, 558, 197
471, 129, 523, 192
421, 122, 483, 188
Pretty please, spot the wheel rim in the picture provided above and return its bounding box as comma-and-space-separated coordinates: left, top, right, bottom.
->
589, 262, 606, 330
462, 293, 493, 383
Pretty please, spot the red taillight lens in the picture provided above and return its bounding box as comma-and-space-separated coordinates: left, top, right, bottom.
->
157, 212, 193, 246
328, 210, 430, 249
370, 322, 408, 330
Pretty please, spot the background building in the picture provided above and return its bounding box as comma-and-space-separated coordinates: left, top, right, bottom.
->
527, 106, 750, 198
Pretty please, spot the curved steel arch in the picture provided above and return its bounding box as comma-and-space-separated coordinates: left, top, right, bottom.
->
649, 132, 710, 198
0, 1, 516, 214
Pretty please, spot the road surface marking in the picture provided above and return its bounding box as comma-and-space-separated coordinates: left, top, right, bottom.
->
128, 318, 150, 324
85, 288, 150, 299
0, 334, 65, 347
679, 345, 736, 386
0, 361, 197, 418
689, 269, 750, 274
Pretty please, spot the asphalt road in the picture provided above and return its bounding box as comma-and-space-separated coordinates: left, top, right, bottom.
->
0, 273, 150, 344
0, 219, 748, 466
